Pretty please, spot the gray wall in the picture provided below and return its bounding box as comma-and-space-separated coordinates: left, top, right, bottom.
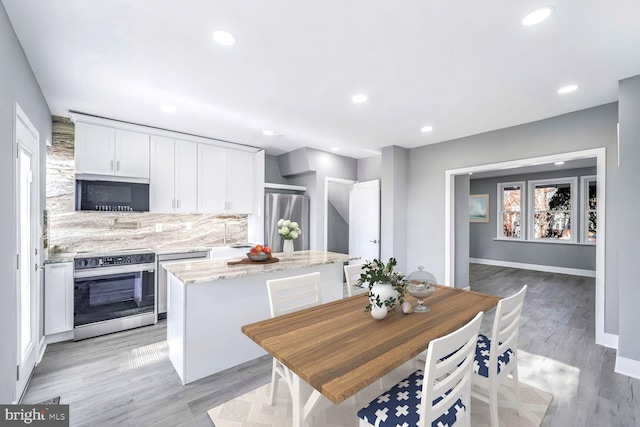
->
327, 203, 349, 254
381, 146, 408, 273
618, 75, 640, 362
405, 103, 619, 335
278, 148, 357, 250
357, 155, 382, 182
469, 167, 597, 271
454, 175, 470, 288
1, 3, 52, 403
265, 154, 289, 184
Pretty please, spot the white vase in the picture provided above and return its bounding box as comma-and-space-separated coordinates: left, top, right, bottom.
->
369, 282, 399, 316
283, 239, 294, 259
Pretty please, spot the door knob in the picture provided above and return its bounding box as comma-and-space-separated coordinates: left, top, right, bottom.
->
369, 239, 378, 243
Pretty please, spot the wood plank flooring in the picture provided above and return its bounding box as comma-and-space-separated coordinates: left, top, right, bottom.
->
23, 264, 639, 426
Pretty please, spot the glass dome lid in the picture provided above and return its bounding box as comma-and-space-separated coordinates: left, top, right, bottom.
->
407, 266, 437, 286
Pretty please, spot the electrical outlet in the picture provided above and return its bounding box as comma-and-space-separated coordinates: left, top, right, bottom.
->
155, 223, 162, 232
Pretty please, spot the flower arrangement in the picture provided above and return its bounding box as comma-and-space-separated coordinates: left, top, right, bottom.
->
359, 257, 407, 312
278, 219, 302, 240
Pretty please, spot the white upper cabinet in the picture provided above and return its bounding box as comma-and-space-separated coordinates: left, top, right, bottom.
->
175, 140, 198, 212
75, 122, 150, 179
227, 149, 255, 213
150, 136, 198, 212
75, 123, 115, 175
198, 145, 255, 214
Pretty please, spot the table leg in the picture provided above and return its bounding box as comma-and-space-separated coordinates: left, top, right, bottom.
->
291, 373, 326, 427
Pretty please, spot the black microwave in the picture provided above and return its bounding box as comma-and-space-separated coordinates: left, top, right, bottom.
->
76, 180, 150, 212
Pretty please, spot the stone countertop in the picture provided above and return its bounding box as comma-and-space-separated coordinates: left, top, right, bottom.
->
44, 253, 76, 264
163, 250, 354, 285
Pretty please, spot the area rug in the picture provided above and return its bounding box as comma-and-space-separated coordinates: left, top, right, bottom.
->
208, 372, 553, 426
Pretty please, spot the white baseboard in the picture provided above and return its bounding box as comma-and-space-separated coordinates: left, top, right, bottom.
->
45, 331, 74, 345
462, 286, 471, 291
469, 258, 596, 278
615, 356, 640, 380
37, 337, 47, 364
597, 332, 619, 349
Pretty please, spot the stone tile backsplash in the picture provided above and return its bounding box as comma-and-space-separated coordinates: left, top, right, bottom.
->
47, 116, 248, 254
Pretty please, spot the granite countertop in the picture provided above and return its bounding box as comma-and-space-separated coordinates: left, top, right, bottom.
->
44, 253, 77, 264
163, 250, 354, 285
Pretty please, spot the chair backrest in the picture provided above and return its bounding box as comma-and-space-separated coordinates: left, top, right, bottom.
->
489, 285, 527, 377
266, 272, 322, 317
344, 263, 368, 297
420, 312, 483, 427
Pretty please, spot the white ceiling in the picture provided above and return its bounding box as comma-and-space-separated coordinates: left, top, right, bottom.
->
4, 1, 640, 159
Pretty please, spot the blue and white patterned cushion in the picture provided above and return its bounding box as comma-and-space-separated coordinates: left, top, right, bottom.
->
357, 370, 466, 427
473, 334, 514, 378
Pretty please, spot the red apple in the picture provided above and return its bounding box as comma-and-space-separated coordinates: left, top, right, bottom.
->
263, 246, 271, 255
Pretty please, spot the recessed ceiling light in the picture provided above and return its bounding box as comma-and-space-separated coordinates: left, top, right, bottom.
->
554, 161, 565, 166
262, 130, 274, 136
331, 147, 340, 152
352, 94, 368, 103
421, 126, 434, 133
161, 105, 177, 113
558, 84, 579, 94
468, 172, 473, 175
212, 29, 237, 46
521, 7, 554, 26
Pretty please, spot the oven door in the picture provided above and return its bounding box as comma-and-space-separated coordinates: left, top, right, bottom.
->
74, 264, 156, 328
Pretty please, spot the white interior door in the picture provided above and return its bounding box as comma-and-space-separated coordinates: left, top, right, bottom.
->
15, 105, 40, 401
349, 180, 380, 262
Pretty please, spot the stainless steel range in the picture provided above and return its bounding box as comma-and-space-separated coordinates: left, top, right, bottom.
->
73, 249, 156, 340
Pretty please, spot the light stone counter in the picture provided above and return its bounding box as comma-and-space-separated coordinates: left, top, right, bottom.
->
163, 250, 352, 285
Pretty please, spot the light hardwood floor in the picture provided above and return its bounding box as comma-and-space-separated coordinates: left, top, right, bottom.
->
23, 264, 639, 426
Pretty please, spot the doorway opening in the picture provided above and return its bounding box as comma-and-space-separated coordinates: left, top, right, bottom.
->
445, 148, 609, 348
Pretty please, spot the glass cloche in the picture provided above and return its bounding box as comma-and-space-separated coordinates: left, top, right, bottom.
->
405, 266, 437, 313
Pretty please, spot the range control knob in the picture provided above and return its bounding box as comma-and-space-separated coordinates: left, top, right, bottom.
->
143, 254, 153, 262
89, 259, 99, 267
78, 259, 88, 268
135, 255, 143, 263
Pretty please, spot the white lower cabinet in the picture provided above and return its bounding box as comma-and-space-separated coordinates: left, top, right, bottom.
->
44, 262, 74, 335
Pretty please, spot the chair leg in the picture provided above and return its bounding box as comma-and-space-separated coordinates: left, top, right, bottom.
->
269, 358, 279, 405
512, 363, 524, 417
489, 382, 500, 427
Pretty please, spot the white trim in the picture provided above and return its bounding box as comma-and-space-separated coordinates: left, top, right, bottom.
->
496, 181, 525, 240
445, 147, 607, 347
527, 176, 578, 243
37, 337, 47, 363
615, 356, 640, 380
462, 286, 471, 291
469, 258, 596, 277
600, 332, 619, 350
265, 183, 307, 192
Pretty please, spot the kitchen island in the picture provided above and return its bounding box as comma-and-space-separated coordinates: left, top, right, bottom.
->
163, 250, 353, 384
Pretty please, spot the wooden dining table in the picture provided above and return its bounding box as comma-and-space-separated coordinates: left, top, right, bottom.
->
242, 285, 501, 426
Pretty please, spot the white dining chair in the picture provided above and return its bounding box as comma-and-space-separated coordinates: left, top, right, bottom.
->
265, 272, 322, 405
357, 311, 483, 427
471, 285, 527, 427
344, 263, 369, 297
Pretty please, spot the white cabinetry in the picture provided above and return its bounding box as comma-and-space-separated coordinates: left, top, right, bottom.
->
150, 136, 198, 212
75, 122, 150, 179
44, 262, 74, 336
198, 145, 254, 214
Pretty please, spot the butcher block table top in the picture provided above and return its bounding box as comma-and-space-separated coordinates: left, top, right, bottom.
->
242, 285, 500, 404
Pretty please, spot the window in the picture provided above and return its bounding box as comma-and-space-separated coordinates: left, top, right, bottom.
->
582, 175, 597, 244
497, 182, 524, 239
528, 177, 578, 243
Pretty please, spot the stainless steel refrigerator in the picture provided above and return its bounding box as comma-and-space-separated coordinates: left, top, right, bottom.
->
265, 193, 310, 252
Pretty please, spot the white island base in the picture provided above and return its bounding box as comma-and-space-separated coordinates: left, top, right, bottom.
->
165, 251, 350, 385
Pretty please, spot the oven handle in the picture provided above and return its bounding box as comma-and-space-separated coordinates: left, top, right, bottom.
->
74, 263, 156, 279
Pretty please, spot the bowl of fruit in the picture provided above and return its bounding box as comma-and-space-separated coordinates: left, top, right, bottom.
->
247, 244, 272, 262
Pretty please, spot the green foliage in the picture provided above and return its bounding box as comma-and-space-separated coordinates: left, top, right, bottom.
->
358, 258, 406, 312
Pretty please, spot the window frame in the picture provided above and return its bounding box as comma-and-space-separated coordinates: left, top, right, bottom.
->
496, 181, 525, 241
581, 175, 597, 245
527, 177, 578, 244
